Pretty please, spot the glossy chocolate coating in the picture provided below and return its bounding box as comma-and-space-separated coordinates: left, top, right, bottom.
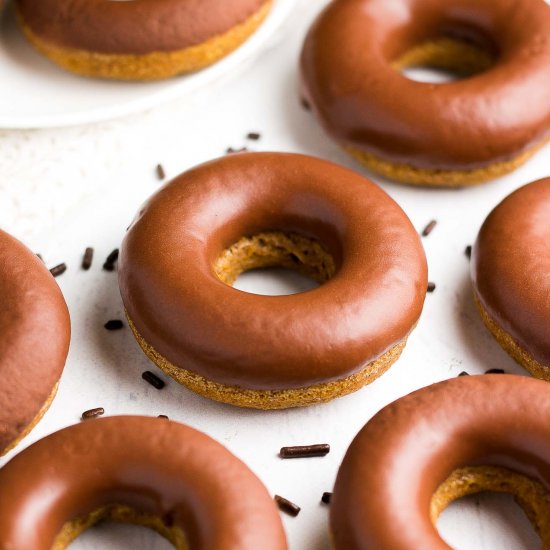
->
331, 375, 550, 549
0, 229, 70, 452
300, 0, 550, 170
15, 0, 266, 54
119, 152, 427, 390
472, 178, 550, 366
0, 416, 287, 549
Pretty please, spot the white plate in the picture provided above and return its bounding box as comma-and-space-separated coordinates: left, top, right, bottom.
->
0, 0, 297, 128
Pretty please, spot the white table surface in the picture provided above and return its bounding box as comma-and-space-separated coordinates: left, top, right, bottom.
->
0, 1, 548, 548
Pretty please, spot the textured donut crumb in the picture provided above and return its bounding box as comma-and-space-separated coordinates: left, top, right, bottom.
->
17, 1, 271, 80
0, 381, 59, 457
127, 315, 406, 409
214, 231, 336, 286
345, 37, 546, 187
431, 466, 550, 544
53, 504, 187, 549
474, 293, 550, 381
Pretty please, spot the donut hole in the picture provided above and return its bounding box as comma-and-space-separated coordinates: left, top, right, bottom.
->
55, 504, 184, 549
214, 232, 336, 295
431, 466, 550, 547
394, 36, 497, 82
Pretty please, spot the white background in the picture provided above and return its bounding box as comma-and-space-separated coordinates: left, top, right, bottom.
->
0, 0, 548, 548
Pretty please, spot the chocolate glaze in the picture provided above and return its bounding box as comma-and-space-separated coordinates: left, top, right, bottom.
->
472, 178, 550, 366
331, 375, 550, 549
15, 0, 266, 55
0, 416, 287, 549
0, 230, 70, 453
119, 153, 427, 390
300, 0, 550, 170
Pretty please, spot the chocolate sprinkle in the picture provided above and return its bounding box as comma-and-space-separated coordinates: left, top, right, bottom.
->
226, 147, 248, 155
246, 132, 261, 141
156, 164, 166, 181
50, 263, 67, 277
301, 98, 311, 110
82, 247, 94, 270
104, 320, 124, 331
280, 444, 330, 459
103, 249, 119, 271
458, 371, 470, 377
321, 492, 332, 505
158, 414, 169, 419
485, 368, 505, 374
275, 495, 301, 517
427, 282, 436, 293
36, 253, 44, 262
142, 371, 165, 390
421, 219, 437, 237
465, 245, 472, 259
81, 407, 104, 420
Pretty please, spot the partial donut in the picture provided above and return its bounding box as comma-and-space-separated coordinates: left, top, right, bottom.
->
300, 0, 550, 186
0, 229, 70, 456
15, 0, 272, 80
119, 152, 427, 409
472, 177, 550, 381
0, 416, 287, 549
331, 375, 550, 549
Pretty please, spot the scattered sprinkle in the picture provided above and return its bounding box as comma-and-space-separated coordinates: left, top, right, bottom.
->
422, 220, 437, 237
275, 495, 301, 517
465, 245, 472, 259
36, 253, 44, 262
301, 98, 311, 110
321, 492, 332, 505
103, 249, 119, 271
226, 147, 248, 155
458, 371, 470, 377
280, 444, 330, 459
246, 132, 261, 141
50, 263, 67, 277
81, 407, 104, 420
104, 320, 124, 331
485, 368, 505, 374
82, 247, 94, 270
156, 164, 166, 181
142, 371, 166, 390
158, 414, 169, 419
427, 282, 436, 293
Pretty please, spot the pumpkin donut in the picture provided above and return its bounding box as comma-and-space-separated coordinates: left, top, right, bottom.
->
300, 0, 550, 187
472, 177, 550, 381
331, 375, 550, 549
0, 229, 70, 456
118, 152, 427, 409
15, 0, 272, 80
0, 416, 287, 549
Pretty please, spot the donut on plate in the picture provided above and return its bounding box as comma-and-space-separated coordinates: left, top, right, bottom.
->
0, 416, 287, 549
0, 229, 70, 456
15, 0, 272, 80
330, 375, 550, 549
472, 177, 550, 381
300, 0, 550, 187
119, 152, 427, 409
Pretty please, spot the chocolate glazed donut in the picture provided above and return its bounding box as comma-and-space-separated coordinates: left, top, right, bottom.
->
0, 416, 287, 549
300, 0, 550, 187
119, 152, 427, 409
472, 178, 550, 381
0, 229, 70, 456
331, 375, 550, 549
15, 0, 271, 80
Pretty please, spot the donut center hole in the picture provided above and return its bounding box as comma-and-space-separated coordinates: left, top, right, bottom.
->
214, 232, 335, 296
394, 37, 497, 82
432, 466, 550, 548
56, 504, 183, 549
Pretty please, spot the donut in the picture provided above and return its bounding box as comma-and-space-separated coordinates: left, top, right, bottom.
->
300, 0, 550, 187
0, 229, 70, 456
119, 152, 427, 409
0, 416, 287, 549
330, 375, 550, 549
471, 178, 550, 381
15, 0, 272, 80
